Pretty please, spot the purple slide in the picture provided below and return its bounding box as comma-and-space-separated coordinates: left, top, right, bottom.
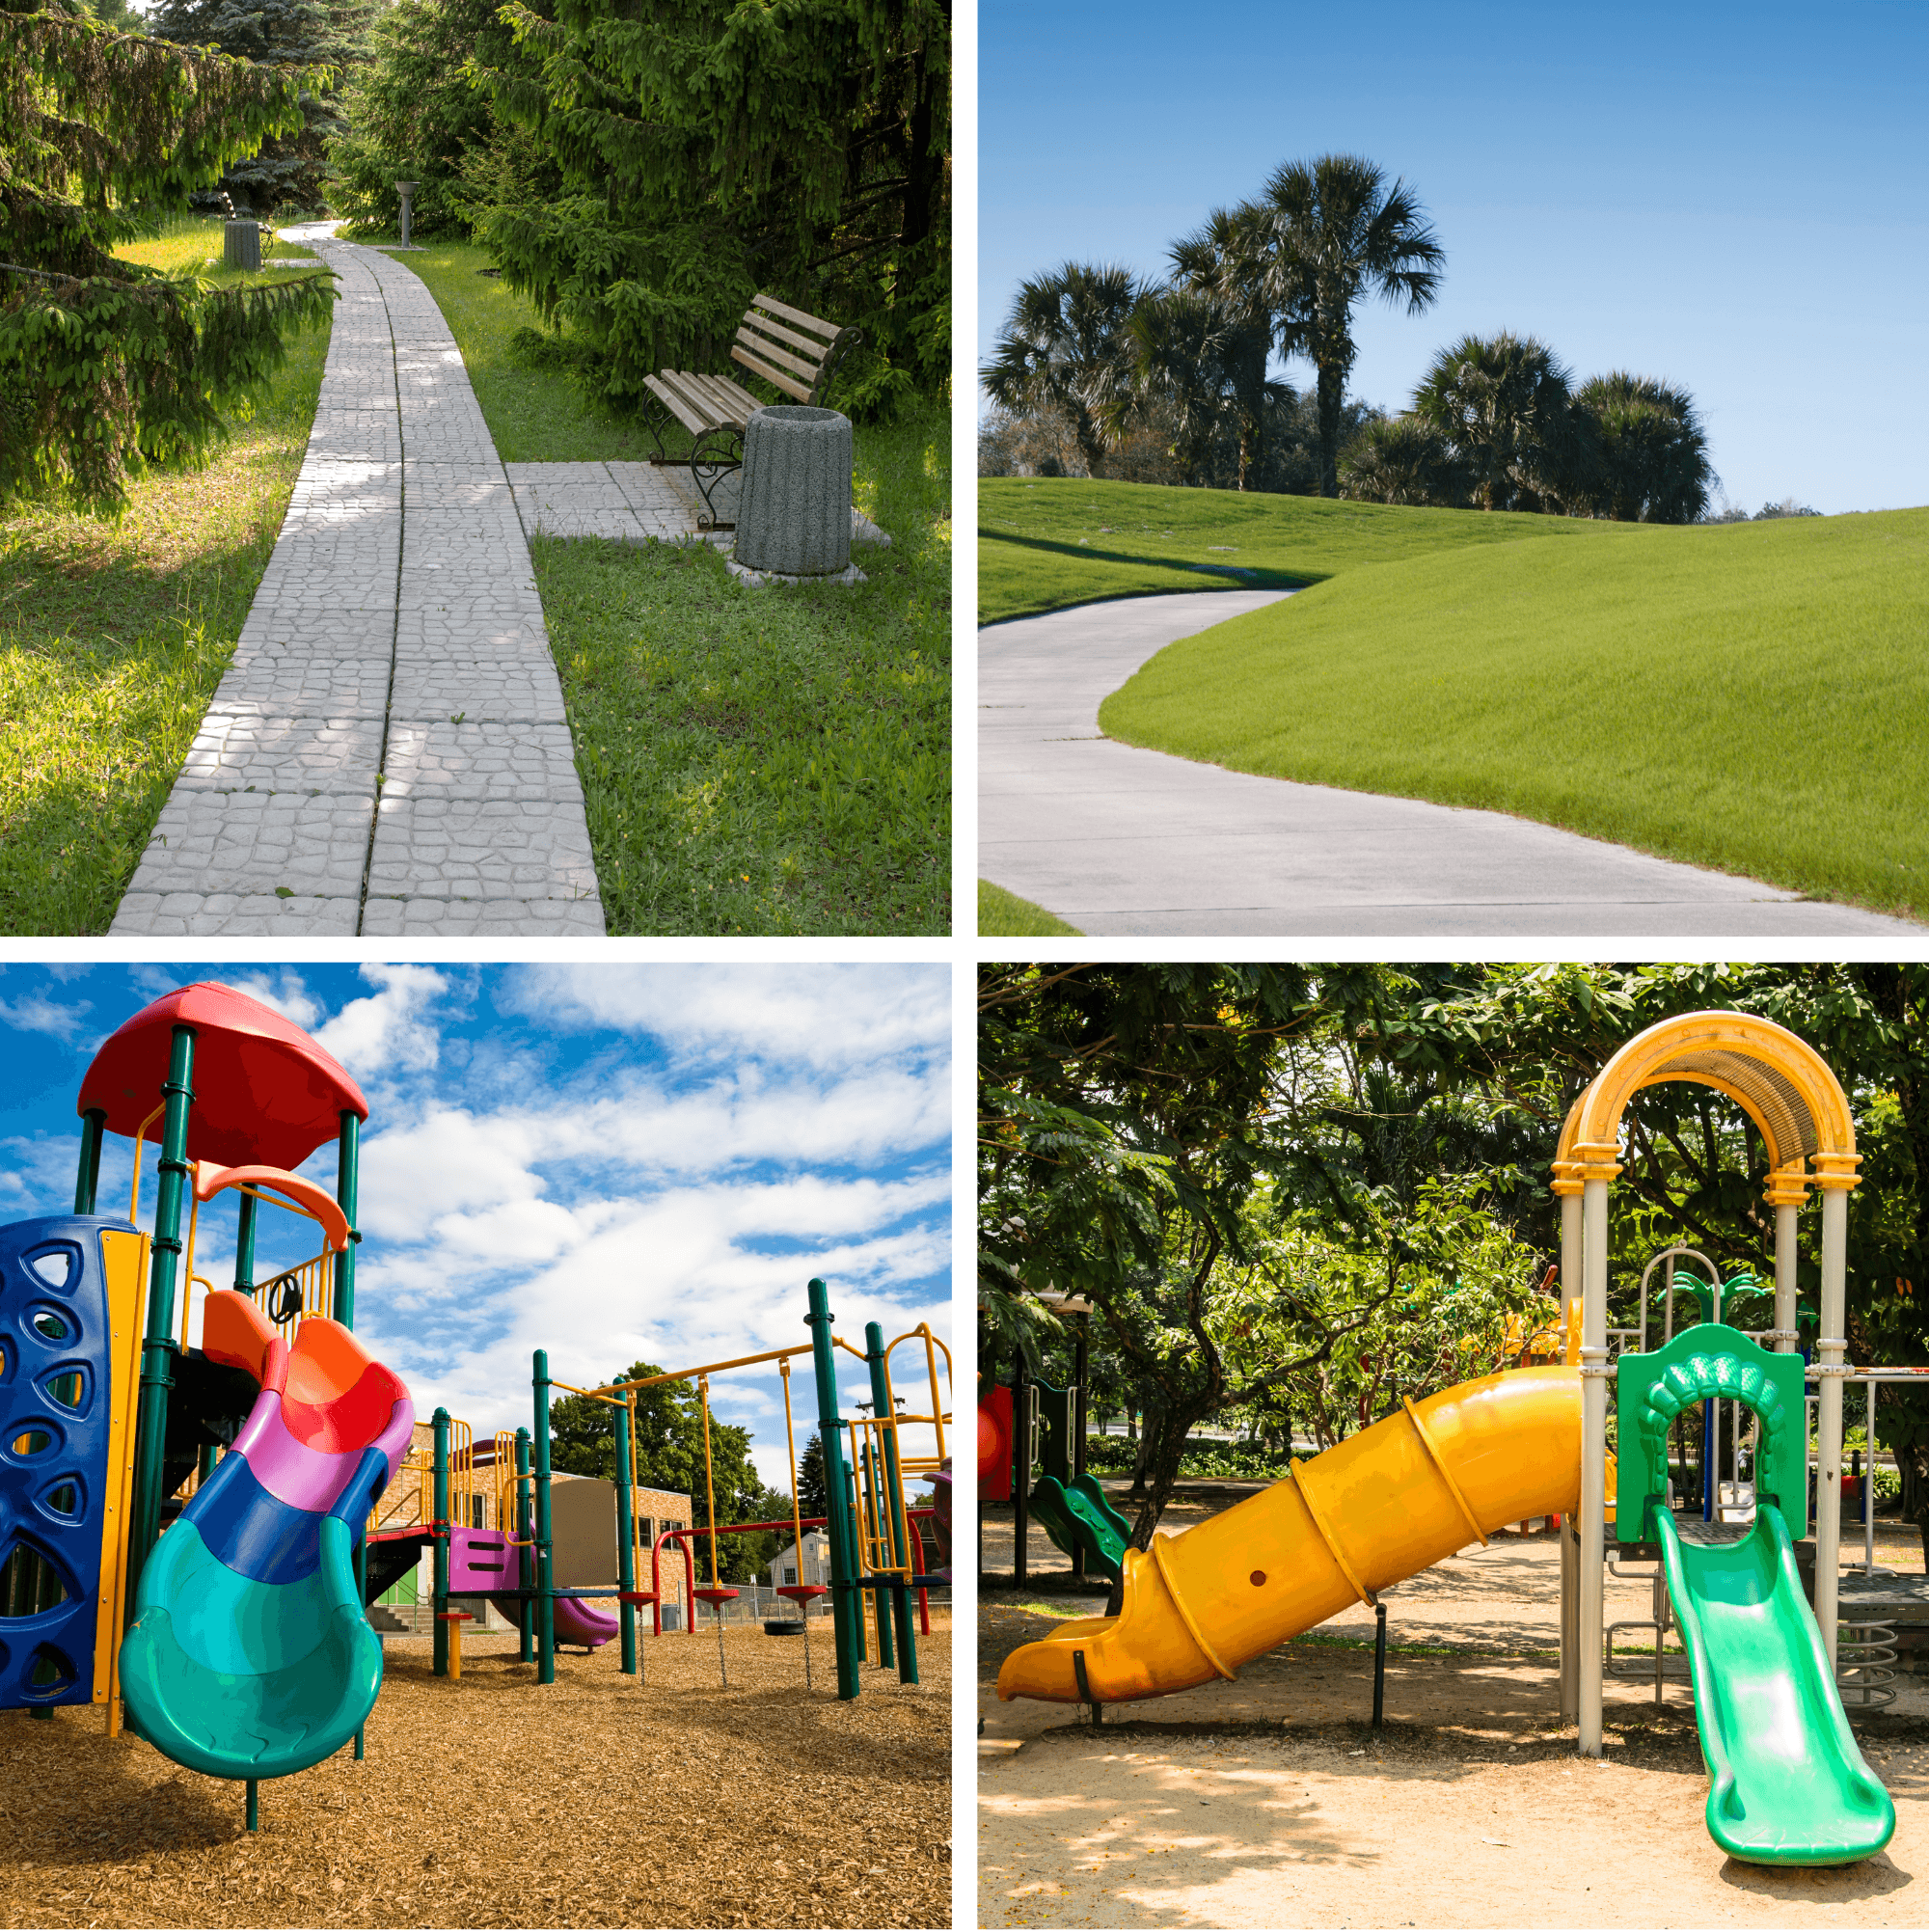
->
445, 1527, 619, 1648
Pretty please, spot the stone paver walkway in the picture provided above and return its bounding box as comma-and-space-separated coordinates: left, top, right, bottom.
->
112, 236, 605, 936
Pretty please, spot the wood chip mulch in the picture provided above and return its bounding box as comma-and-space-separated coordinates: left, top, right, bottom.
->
0, 1617, 952, 1929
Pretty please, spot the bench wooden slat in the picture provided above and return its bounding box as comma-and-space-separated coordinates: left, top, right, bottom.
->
750, 292, 841, 342
730, 343, 813, 402
688, 371, 762, 420
741, 310, 836, 363
733, 324, 820, 387
642, 373, 712, 438
656, 369, 729, 424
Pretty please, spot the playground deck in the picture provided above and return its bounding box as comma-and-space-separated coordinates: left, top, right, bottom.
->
2, 1619, 951, 1929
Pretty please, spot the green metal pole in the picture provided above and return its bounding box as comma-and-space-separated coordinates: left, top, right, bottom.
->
125, 1024, 197, 1608
232, 1189, 258, 1295
614, 1401, 638, 1677
334, 1110, 360, 1329
863, 1439, 896, 1670
246, 1780, 258, 1832
534, 1350, 556, 1685
73, 1109, 105, 1216
805, 1278, 861, 1700
355, 1525, 367, 1760
515, 1428, 534, 1663
432, 1408, 450, 1678
865, 1320, 917, 1685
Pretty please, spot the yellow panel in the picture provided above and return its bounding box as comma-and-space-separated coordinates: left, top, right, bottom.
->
92, 1230, 149, 1710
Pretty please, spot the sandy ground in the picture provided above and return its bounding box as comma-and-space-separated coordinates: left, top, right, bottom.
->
2, 1616, 950, 1929
981, 1494, 1929, 1929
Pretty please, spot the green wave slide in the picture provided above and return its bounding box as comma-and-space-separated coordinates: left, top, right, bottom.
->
1658, 1500, 1895, 1865
1029, 1474, 1131, 1576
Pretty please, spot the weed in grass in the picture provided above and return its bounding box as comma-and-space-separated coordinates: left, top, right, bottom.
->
536, 401, 949, 936
978, 880, 1082, 937
0, 224, 330, 934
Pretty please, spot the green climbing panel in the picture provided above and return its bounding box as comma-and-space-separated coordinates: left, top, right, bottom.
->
1028, 1474, 1130, 1577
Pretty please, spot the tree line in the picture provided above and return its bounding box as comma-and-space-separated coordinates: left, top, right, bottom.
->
980, 963, 1929, 1549
2, 0, 949, 510
983, 152, 1717, 524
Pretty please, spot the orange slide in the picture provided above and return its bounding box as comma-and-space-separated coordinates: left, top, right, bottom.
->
998, 1364, 1583, 1705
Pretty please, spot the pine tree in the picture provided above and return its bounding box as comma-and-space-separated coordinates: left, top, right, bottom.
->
796, 1430, 829, 1522
475, 0, 948, 420
0, 0, 338, 508
149, 0, 371, 213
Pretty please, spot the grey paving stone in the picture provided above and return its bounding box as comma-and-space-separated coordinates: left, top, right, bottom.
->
176, 712, 384, 791
122, 789, 377, 897
382, 718, 583, 798
360, 895, 607, 936
113, 233, 608, 938
109, 892, 362, 937
366, 795, 598, 897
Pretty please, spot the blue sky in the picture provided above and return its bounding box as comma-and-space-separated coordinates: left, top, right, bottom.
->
978, 0, 1928, 515
0, 963, 952, 1498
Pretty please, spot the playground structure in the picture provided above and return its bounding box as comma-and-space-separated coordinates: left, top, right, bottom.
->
979, 1292, 1130, 1587
379, 1317, 953, 1698
996, 1010, 1900, 1867
2, 980, 955, 1845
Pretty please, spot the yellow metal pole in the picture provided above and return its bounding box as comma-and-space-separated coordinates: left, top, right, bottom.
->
614, 1344, 813, 1392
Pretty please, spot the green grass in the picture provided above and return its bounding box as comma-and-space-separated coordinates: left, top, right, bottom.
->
1100, 507, 1929, 920
396, 239, 950, 934
388, 241, 669, 462
0, 224, 330, 934
532, 401, 949, 934
978, 475, 1626, 625
978, 880, 1082, 936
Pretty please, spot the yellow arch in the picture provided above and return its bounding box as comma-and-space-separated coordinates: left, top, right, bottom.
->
1551, 1009, 1859, 1198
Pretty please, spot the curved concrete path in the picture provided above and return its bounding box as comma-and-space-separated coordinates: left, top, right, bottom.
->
980, 591, 1926, 938
112, 231, 604, 936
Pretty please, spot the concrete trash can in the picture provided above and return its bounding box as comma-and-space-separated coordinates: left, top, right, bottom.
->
224, 220, 261, 272
734, 405, 852, 576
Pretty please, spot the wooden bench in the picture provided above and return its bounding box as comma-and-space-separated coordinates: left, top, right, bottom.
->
640, 294, 861, 530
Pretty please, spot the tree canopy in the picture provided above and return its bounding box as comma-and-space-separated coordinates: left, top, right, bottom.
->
0, 0, 336, 508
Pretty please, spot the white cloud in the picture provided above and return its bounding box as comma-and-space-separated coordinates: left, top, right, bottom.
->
219, 970, 323, 1031
315, 965, 449, 1079
0, 993, 93, 1042
503, 965, 950, 1072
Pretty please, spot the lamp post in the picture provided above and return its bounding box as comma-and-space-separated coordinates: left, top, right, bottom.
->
396, 180, 418, 250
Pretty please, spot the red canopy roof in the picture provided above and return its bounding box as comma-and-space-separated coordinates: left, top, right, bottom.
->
77, 983, 367, 1170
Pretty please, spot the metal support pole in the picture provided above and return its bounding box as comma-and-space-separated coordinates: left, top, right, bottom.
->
1578, 1173, 1611, 1758
233, 1189, 258, 1296
534, 1350, 557, 1684
614, 1401, 638, 1677
515, 1428, 533, 1663
805, 1278, 862, 1700
1071, 1316, 1089, 1585
1372, 1598, 1387, 1730
432, 1408, 450, 1677
1774, 1202, 1799, 1352
1012, 1360, 1030, 1588
1558, 1188, 1580, 1725
1815, 1178, 1852, 1673
864, 1320, 917, 1685
334, 1110, 360, 1328
73, 1109, 105, 1216
126, 1024, 196, 1607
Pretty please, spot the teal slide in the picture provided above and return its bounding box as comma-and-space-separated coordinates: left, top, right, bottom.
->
1658, 1501, 1895, 1865
1029, 1474, 1131, 1577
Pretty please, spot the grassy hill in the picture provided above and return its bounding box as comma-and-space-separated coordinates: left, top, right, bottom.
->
1097, 506, 1929, 920
977, 476, 1629, 625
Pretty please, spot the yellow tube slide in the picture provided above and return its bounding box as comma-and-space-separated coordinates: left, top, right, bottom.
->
998, 1364, 1581, 1704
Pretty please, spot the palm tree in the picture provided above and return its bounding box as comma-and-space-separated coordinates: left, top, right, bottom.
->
1169, 207, 1283, 490
1339, 415, 1469, 506
1410, 332, 1577, 512
1568, 372, 1715, 523
980, 262, 1142, 479
1236, 155, 1446, 498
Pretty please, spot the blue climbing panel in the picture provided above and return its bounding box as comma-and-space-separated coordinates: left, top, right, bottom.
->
0, 1215, 141, 1709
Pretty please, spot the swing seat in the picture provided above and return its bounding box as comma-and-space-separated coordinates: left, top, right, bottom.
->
776, 1584, 828, 1602
615, 1591, 659, 1606
693, 1588, 740, 1605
